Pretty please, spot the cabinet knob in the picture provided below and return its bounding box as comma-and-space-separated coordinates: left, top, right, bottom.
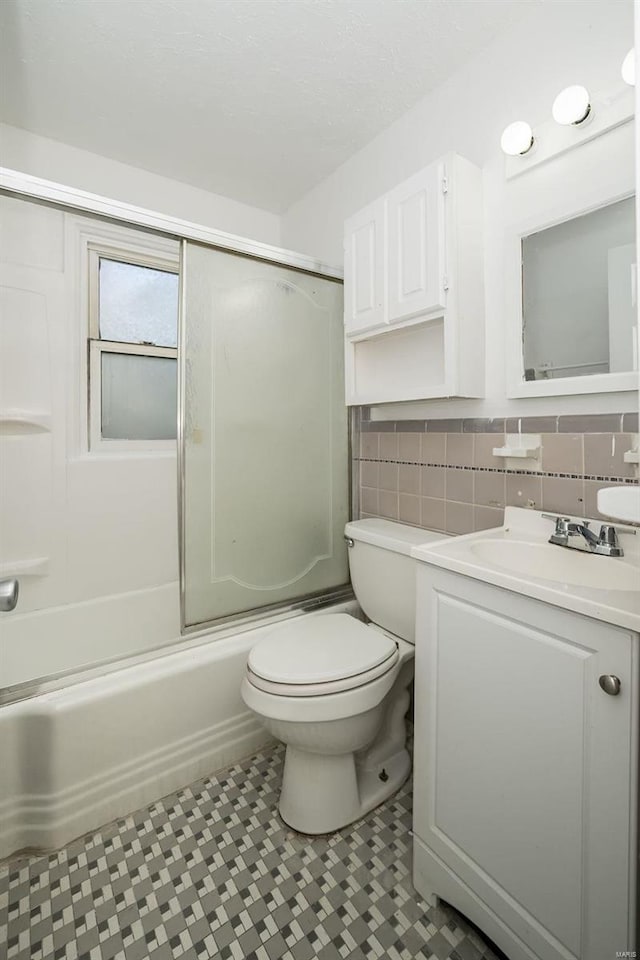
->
598, 674, 621, 696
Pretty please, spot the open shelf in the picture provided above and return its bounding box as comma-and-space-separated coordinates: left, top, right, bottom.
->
347, 318, 448, 405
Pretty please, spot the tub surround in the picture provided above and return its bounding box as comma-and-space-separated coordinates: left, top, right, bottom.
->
356, 411, 639, 536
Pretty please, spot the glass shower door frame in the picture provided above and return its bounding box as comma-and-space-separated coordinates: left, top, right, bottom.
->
177, 240, 355, 637
0, 170, 353, 705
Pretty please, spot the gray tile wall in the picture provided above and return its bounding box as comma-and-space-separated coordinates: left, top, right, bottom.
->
355, 411, 640, 536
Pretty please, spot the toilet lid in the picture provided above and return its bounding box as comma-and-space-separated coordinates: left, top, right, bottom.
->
247, 613, 397, 686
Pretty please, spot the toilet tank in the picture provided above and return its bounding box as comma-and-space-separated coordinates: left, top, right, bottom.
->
345, 519, 447, 644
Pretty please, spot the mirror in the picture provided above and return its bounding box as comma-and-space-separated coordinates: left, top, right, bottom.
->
521, 196, 636, 383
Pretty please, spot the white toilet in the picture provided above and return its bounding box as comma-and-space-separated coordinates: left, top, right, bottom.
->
241, 518, 444, 835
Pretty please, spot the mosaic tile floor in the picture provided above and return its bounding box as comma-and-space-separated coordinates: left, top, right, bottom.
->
1, 744, 501, 960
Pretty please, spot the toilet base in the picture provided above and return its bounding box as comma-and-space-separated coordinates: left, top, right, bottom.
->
278, 744, 411, 835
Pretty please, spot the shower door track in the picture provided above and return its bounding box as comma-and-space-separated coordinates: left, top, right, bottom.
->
0, 168, 343, 279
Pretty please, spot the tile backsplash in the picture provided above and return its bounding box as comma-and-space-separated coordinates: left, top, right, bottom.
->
355, 411, 639, 536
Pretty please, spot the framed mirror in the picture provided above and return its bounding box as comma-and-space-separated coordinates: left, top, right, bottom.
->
507, 192, 638, 398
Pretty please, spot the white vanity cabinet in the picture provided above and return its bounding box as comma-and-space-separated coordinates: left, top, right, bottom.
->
343, 153, 484, 405
412, 566, 638, 960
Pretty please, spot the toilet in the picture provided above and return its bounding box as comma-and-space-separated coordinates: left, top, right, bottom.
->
241, 518, 444, 834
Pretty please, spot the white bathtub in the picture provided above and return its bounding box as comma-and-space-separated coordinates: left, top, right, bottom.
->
0, 600, 357, 859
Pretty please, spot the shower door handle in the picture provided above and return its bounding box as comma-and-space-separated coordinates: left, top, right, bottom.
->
0, 578, 19, 612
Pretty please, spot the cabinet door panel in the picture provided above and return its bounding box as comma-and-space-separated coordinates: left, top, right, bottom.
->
388, 164, 445, 322
413, 569, 635, 960
344, 198, 386, 335
434, 595, 584, 955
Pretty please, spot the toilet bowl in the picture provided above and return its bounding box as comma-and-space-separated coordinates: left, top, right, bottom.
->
241, 519, 445, 834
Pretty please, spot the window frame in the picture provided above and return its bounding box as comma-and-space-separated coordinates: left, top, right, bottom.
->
87, 243, 180, 453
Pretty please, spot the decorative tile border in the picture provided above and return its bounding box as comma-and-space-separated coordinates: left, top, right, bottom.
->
359, 458, 638, 485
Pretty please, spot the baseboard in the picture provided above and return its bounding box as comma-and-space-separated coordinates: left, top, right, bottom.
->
1, 711, 274, 859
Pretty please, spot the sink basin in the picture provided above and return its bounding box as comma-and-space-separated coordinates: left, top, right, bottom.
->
412, 508, 640, 631
470, 539, 640, 592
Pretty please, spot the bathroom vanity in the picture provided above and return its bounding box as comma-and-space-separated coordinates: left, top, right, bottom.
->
411, 507, 639, 960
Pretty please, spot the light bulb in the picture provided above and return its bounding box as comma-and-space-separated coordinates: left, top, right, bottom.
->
552, 85, 591, 125
500, 121, 534, 156
622, 49, 635, 86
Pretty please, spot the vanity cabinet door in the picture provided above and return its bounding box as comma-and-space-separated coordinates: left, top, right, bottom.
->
413, 567, 637, 960
387, 163, 446, 322
343, 198, 387, 335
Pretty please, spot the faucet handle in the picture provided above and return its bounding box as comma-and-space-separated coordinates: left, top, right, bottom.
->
598, 524, 619, 546
542, 514, 573, 543
542, 514, 572, 535
594, 523, 625, 557
599, 521, 637, 536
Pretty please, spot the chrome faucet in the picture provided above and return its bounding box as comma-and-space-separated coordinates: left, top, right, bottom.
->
543, 514, 635, 557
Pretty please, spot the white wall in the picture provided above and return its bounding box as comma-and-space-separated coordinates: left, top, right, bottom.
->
0, 123, 282, 246
281, 0, 637, 420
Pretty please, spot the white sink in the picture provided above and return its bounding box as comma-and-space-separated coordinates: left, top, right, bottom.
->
411, 507, 640, 632
470, 539, 640, 592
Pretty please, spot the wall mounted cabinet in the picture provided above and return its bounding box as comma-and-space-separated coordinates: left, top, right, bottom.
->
343, 153, 484, 405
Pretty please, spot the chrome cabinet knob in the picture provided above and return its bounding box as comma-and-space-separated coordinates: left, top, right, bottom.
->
598, 675, 621, 696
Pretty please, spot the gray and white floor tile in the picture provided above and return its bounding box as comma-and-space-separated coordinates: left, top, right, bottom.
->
1, 744, 501, 960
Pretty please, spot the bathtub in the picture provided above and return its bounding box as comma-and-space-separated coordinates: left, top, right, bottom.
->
0, 599, 357, 859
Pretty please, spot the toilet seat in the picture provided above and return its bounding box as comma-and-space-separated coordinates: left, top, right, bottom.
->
246, 613, 398, 697
247, 649, 399, 697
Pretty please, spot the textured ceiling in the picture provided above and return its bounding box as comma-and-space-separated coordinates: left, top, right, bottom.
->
0, 0, 536, 212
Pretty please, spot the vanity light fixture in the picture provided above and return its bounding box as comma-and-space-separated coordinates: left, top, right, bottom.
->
552, 85, 591, 125
500, 121, 534, 156
622, 48, 635, 86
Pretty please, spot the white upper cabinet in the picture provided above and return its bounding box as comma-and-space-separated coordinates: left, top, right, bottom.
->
387, 163, 446, 322
343, 153, 484, 405
343, 197, 387, 335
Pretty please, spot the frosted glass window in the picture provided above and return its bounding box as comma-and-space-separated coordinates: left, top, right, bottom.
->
89, 248, 179, 449
101, 352, 177, 440
182, 242, 349, 628
99, 258, 178, 347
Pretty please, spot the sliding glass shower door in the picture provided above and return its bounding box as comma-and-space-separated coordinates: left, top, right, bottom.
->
180, 242, 349, 630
